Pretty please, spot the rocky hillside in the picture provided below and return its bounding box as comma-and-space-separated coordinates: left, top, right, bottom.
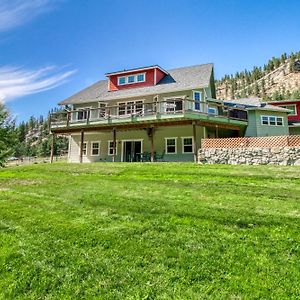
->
216, 51, 300, 101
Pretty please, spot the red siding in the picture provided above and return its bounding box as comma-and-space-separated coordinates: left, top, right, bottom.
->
155, 69, 166, 84
109, 69, 155, 91
271, 101, 300, 122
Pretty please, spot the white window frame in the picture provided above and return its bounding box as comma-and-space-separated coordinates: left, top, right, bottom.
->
165, 137, 177, 154
78, 142, 87, 156
76, 107, 90, 121
208, 107, 218, 115
261, 115, 284, 126
117, 100, 144, 116
163, 96, 185, 113
108, 140, 118, 156
278, 104, 297, 116
98, 102, 107, 118
181, 137, 194, 154
118, 76, 126, 85
117, 73, 146, 86
193, 91, 203, 111
90, 141, 100, 156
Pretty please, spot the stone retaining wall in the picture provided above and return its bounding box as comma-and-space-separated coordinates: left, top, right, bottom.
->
198, 147, 300, 166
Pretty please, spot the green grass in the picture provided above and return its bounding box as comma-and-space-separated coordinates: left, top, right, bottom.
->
0, 163, 300, 299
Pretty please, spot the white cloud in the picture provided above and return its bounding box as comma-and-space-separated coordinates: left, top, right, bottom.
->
0, 0, 54, 32
0, 66, 77, 102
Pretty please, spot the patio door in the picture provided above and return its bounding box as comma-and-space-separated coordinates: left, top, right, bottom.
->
123, 141, 142, 162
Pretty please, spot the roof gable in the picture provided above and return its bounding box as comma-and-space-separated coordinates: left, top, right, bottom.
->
59, 63, 213, 105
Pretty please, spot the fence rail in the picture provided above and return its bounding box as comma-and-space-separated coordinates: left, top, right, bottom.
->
201, 135, 300, 149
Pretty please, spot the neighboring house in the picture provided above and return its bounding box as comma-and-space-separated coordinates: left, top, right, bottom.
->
50, 64, 249, 163
267, 100, 300, 135
224, 98, 290, 137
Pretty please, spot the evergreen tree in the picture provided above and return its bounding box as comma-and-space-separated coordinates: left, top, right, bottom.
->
0, 103, 16, 166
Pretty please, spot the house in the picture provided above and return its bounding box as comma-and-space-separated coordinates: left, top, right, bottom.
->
224, 97, 290, 137
267, 100, 300, 135
50, 63, 249, 163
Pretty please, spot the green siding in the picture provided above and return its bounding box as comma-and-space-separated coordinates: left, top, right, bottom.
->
245, 110, 289, 137
68, 125, 206, 163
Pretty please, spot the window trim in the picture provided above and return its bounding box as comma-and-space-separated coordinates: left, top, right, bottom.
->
278, 104, 297, 116
90, 141, 100, 156
181, 137, 194, 154
208, 107, 218, 115
261, 115, 284, 126
108, 140, 118, 156
165, 137, 177, 154
193, 90, 203, 111
117, 100, 144, 116
117, 73, 146, 86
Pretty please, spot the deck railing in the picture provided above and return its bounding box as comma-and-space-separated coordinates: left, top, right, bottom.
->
49, 98, 248, 127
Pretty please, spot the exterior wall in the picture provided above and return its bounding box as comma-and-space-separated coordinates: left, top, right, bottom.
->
245, 110, 289, 137
289, 126, 300, 135
155, 69, 166, 84
108, 69, 156, 91
270, 100, 300, 122
68, 124, 207, 163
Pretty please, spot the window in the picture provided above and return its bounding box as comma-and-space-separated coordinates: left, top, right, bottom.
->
118, 102, 126, 115
77, 109, 89, 120
118, 100, 144, 116
79, 142, 87, 156
278, 104, 297, 116
137, 73, 145, 82
165, 138, 177, 154
164, 98, 183, 113
118, 77, 126, 85
269, 116, 276, 125
276, 117, 283, 126
91, 142, 100, 156
208, 107, 218, 115
182, 137, 193, 153
108, 140, 117, 156
262, 116, 269, 125
193, 91, 202, 111
117, 73, 146, 86
128, 75, 135, 83
261, 116, 284, 126
135, 101, 144, 114
98, 103, 107, 118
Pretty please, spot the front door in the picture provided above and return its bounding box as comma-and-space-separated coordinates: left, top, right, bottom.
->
123, 141, 142, 162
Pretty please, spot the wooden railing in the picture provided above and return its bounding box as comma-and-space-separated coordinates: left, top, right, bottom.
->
49, 98, 248, 127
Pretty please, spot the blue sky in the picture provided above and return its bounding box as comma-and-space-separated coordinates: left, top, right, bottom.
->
1, 0, 300, 122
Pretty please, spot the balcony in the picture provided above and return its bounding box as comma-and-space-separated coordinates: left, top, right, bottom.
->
50, 98, 248, 133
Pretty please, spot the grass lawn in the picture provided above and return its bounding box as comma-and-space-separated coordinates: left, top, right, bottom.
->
0, 163, 300, 299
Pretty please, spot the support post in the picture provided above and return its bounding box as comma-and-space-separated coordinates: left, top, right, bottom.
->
193, 122, 197, 163
80, 130, 84, 163
50, 133, 55, 163
215, 125, 219, 138
112, 128, 116, 162
150, 126, 155, 162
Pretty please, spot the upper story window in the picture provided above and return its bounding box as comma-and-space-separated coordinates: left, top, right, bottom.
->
118, 77, 126, 85
117, 73, 146, 86
193, 91, 202, 111
278, 104, 297, 116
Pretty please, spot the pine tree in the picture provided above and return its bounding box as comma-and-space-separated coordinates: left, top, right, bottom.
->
0, 103, 16, 166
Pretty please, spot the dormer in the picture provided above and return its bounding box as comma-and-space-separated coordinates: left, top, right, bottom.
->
105, 65, 168, 91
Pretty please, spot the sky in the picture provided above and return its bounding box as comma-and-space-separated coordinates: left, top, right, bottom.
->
1, 0, 300, 122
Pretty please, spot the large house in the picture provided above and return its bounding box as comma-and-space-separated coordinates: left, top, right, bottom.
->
267, 100, 300, 135
50, 64, 289, 163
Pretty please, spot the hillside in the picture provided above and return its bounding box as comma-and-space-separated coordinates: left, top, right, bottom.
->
216, 51, 300, 101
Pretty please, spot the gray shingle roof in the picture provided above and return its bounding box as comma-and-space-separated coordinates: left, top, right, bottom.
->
224, 97, 291, 113
59, 63, 213, 105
